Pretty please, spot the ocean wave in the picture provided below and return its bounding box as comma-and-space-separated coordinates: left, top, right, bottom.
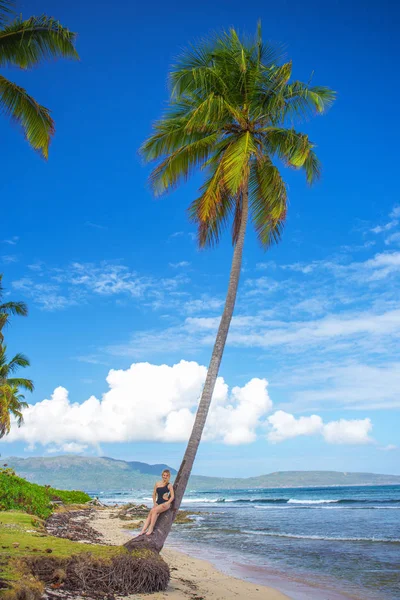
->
181, 497, 224, 503
288, 499, 339, 504
183, 496, 400, 505
242, 530, 400, 543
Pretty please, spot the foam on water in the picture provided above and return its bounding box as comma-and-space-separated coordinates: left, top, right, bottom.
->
242, 530, 400, 543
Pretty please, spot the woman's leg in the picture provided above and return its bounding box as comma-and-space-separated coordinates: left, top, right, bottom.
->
140, 508, 154, 534
146, 503, 169, 535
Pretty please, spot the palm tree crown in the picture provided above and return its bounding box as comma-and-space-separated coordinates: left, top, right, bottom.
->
142, 24, 335, 246
0, 0, 79, 157
0, 344, 33, 438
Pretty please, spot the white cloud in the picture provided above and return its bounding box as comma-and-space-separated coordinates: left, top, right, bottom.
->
2, 236, 19, 245
12, 278, 76, 311
183, 296, 224, 314
244, 277, 279, 296
390, 206, 400, 219
206, 378, 273, 445
169, 261, 190, 269
371, 222, 398, 234
289, 361, 400, 410
2, 361, 272, 448
1, 255, 18, 264
106, 305, 400, 362
1, 360, 375, 450
361, 252, 400, 280
63, 262, 150, 297
12, 262, 189, 311
385, 232, 400, 246
370, 205, 399, 234
322, 418, 372, 445
85, 222, 107, 230
267, 411, 373, 445
255, 261, 277, 270
267, 411, 323, 442
380, 444, 397, 451
281, 262, 319, 274
48, 442, 88, 453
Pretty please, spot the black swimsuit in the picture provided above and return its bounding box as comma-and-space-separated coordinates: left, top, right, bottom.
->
156, 484, 170, 505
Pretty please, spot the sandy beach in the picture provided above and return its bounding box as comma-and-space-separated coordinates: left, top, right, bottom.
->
91, 508, 289, 600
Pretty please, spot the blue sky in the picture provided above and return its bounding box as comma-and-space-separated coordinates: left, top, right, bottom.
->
1, 0, 399, 477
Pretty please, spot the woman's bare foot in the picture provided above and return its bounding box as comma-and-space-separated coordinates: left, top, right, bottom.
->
145, 529, 153, 536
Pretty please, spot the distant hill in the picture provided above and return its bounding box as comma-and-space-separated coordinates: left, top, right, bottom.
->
2, 456, 400, 491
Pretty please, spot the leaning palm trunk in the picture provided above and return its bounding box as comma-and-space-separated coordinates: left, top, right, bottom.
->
125, 190, 249, 553
128, 25, 334, 553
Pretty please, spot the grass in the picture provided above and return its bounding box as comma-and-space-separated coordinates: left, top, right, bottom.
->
0, 511, 170, 598
0, 511, 121, 581
0, 472, 171, 597
0, 469, 91, 519
0, 510, 124, 598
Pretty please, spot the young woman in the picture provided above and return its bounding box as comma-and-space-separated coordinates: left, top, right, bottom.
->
139, 469, 175, 536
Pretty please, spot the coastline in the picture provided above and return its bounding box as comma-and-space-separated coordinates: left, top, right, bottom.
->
91, 507, 289, 600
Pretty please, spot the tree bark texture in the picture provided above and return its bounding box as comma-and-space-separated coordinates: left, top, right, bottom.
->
125, 188, 249, 553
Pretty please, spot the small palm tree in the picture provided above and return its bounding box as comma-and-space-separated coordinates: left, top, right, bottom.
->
0, 273, 28, 342
0, 345, 33, 438
0, 383, 28, 438
0, 0, 78, 158
127, 25, 335, 552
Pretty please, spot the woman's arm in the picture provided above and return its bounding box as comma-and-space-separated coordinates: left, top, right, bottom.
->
152, 483, 158, 507
167, 483, 175, 504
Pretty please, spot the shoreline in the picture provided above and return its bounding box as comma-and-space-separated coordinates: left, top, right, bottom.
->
164, 538, 361, 600
91, 507, 289, 599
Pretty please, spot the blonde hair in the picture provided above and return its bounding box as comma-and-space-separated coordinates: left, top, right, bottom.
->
162, 469, 171, 478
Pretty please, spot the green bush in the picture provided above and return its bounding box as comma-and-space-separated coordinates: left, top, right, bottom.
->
46, 487, 91, 505
0, 469, 90, 518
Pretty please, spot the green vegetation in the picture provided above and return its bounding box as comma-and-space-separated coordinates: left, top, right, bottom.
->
0, 347, 33, 439
0, 0, 78, 158
0, 274, 33, 439
0, 511, 123, 598
0, 274, 28, 343
0, 469, 90, 518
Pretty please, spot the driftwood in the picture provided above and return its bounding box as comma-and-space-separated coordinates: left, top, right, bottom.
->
28, 552, 170, 597
45, 509, 103, 544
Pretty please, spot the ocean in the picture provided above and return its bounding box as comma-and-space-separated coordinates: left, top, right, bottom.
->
89, 485, 400, 600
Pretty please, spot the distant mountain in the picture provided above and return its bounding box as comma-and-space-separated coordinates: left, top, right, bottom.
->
2, 456, 400, 491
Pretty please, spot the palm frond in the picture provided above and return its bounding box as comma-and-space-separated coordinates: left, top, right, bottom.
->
303, 147, 321, 184
282, 81, 336, 120
0, 75, 54, 158
0, 300, 28, 317
0, 15, 78, 69
5, 377, 34, 392
0, 1, 13, 26
249, 156, 287, 247
8, 352, 30, 372
220, 131, 256, 194
148, 133, 220, 195
261, 126, 313, 169
170, 37, 227, 99
189, 183, 234, 248
189, 155, 227, 224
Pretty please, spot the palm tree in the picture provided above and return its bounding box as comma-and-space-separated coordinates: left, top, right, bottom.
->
0, 0, 78, 158
126, 25, 335, 552
0, 273, 28, 342
0, 345, 33, 438
0, 383, 28, 438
